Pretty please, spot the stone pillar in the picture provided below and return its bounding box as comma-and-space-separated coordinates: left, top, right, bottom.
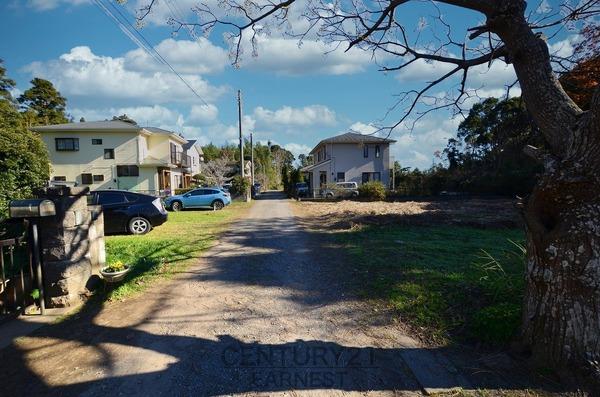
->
37, 186, 105, 307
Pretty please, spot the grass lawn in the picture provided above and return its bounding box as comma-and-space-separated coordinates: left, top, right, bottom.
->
336, 224, 526, 345
103, 201, 251, 301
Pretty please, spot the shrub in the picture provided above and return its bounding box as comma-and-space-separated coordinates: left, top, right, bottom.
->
174, 188, 193, 195
230, 175, 250, 197
358, 181, 386, 201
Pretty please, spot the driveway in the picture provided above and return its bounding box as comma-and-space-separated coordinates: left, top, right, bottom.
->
0, 192, 513, 396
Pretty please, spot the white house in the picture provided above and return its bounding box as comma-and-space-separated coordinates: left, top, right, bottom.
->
32, 120, 200, 196
182, 139, 204, 177
301, 132, 396, 195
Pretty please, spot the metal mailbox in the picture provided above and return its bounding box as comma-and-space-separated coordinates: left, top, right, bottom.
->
9, 199, 56, 218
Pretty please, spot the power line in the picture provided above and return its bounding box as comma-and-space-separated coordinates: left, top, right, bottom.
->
92, 0, 209, 105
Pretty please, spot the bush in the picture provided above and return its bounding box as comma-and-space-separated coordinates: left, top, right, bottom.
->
174, 188, 193, 195
230, 175, 250, 197
358, 181, 386, 201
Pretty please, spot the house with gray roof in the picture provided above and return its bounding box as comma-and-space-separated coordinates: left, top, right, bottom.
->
301, 132, 396, 195
32, 119, 201, 196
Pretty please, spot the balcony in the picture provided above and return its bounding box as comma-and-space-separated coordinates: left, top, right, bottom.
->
170, 151, 191, 168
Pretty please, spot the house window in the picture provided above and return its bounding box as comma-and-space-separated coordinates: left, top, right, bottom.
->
116, 165, 139, 177
104, 149, 115, 159
81, 173, 93, 185
361, 172, 381, 183
375, 145, 380, 158
53, 176, 66, 182
55, 138, 79, 151
362, 172, 369, 184
92, 139, 103, 145
337, 172, 345, 182
93, 174, 104, 182
363, 145, 368, 158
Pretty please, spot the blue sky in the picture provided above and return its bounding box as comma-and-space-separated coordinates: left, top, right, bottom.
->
1, 0, 578, 168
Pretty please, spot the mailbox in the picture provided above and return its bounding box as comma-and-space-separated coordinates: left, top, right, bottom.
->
9, 199, 56, 218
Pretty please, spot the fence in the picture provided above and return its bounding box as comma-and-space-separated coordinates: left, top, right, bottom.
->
0, 230, 38, 319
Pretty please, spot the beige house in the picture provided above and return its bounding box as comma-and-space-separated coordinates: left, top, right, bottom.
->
301, 132, 396, 195
33, 120, 200, 196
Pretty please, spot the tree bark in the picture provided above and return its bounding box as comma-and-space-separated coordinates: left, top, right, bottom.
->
489, 1, 600, 376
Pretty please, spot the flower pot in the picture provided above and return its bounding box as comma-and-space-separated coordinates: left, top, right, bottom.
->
100, 266, 131, 283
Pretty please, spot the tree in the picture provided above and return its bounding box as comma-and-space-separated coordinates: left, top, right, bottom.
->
437, 97, 544, 195
201, 143, 222, 162
130, 0, 600, 375
0, 59, 16, 102
0, 97, 50, 218
18, 78, 68, 125
202, 156, 233, 186
559, 25, 600, 110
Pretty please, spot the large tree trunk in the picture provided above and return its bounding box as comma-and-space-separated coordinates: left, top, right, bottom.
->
522, 162, 600, 374
490, 1, 600, 376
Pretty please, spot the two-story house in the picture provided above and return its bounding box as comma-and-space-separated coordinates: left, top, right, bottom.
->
301, 132, 396, 195
182, 139, 204, 178
32, 120, 198, 196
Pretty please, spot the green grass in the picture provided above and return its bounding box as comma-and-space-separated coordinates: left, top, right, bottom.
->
336, 224, 526, 344
103, 202, 250, 301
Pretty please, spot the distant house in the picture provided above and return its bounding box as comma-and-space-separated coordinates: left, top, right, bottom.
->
182, 139, 204, 177
301, 132, 396, 195
32, 120, 200, 196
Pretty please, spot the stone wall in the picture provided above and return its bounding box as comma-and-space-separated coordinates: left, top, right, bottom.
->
38, 186, 105, 307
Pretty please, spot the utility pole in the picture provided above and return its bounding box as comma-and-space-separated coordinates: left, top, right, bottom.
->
250, 132, 255, 185
237, 89, 244, 178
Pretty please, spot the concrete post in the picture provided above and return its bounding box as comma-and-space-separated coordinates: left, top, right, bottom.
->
37, 186, 105, 307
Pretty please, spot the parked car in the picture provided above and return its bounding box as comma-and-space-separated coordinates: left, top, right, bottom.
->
164, 187, 231, 211
89, 190, 168, 235
252, 183, 262, 198
321, 182, 359, 198
294, 182, 309, 198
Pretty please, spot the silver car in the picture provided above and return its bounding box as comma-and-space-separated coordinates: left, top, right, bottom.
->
322, 182, 359, 198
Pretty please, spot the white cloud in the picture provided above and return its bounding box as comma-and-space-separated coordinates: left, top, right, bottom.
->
548, 35, 579, 58
70, 105, 184, 129
241, 35, 373, 76
348, 122, 379, 135
395, 58, 456, 82
283, 142, 313, 159
124, 38, 228, 75
188, 104, 219, 125
24, 0, 89, 11
253, 105, 337, 127
23, 46, 228, 106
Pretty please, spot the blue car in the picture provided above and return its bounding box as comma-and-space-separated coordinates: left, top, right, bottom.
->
164, 187, 231, 211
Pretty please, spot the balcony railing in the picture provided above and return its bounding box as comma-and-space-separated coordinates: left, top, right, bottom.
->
170, 151, 191, 167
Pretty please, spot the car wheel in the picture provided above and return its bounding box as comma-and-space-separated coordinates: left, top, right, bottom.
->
212, 200, 224, 211
171, 201, 182, 211
129, 217, 151, 235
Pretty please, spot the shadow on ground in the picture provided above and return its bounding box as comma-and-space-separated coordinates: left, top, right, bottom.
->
0, 192, 576, 396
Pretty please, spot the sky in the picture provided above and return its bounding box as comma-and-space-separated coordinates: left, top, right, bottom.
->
0, 0, 579, 168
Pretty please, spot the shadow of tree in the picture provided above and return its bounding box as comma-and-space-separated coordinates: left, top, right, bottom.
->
0, 192, 576, 395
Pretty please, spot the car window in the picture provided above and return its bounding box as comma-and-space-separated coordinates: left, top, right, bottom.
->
98, 192, 126, 205
207, 189, 220, 195
124, 193, 139, 202
188, 189, 203, 196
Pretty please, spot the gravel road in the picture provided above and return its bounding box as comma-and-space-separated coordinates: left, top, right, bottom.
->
0, 192, 458, 396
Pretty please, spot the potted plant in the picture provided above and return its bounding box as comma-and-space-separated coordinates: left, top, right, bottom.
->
100, 260, 131, 283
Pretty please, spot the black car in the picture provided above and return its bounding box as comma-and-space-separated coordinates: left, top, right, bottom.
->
89, 190, 168, 235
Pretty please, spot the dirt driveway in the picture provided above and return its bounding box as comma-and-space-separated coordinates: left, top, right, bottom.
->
0, 193, 567, 396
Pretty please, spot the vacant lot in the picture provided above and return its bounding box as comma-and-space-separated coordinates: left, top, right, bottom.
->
295, 199, 525, 345
104, 201, 251, 301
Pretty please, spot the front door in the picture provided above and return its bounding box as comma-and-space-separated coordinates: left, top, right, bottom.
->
319, 171, 327, 187
159, 169, 171, 194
